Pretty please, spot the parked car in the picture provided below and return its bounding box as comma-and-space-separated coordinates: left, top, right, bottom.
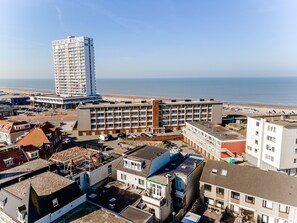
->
141, 133, 148, 137
99, 134, 109, 141
117, 133, 127, 138
62, 138, 71, 144
146, 133, 154, 137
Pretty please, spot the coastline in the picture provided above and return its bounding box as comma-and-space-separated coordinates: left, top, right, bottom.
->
1, 87, 297, 114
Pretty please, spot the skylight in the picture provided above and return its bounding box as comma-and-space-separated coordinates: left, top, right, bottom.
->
221, 169, 228, 176
211, 169, 218, 174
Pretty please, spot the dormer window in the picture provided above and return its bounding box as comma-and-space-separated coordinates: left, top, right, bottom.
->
17, 205, 26, 223
3, 157, 14, 167
211, 169, 218, 174
123, 159, 142, 171
27, 150, 39, 159
0, 197, 7, 208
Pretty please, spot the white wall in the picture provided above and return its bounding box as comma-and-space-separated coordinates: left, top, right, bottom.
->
116, 170, 147, 189
149, 151, 170, 176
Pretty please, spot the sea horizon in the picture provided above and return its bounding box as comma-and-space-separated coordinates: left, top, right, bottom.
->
1, 77, 297, 106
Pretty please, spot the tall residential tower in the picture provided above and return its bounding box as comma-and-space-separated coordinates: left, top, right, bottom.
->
52, 36, 96, 97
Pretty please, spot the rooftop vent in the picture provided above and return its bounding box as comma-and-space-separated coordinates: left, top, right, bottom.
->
211, 169, 218, 174
200, 99, 205, 101
221, 169, 227, 176
141, 100, 147, 103
171, 99, 176, 102
125, 101, 132, 104
185, 99, 192, 102
210, 99, 214, 101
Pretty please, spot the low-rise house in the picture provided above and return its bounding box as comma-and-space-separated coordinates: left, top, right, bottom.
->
0, 171, 86, 223
49, 146, 121, 192
144, 154, 204, 222
183, 122, 246, 161
200, 160, 297, 223
0, 144, 52, 171
0, 158, 57, 189
116, 145, 171, 190
0, 120, 31, 145
16, 122, 62, 156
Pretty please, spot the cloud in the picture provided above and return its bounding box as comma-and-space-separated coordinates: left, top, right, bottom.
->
56, 7, 66, 33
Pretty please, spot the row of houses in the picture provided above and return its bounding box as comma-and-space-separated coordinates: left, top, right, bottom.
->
0, 144, 296, 223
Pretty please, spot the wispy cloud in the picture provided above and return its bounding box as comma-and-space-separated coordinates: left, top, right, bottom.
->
56, 7, 67, 34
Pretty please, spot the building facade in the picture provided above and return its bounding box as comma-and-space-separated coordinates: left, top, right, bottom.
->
245, 115, 297, 175
52, 36, 96, 97
200, 160, 297, 223
183, 122, 246, 161
0, 120, 31, 145
77, 99, 222, 135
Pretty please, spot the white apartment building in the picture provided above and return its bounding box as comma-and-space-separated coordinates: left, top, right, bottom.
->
200, 160, 297, 223
53, 36, 96, 97
246, 115, 297, 175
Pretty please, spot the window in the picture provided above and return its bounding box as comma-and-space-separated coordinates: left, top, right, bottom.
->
295, 149, 297, 154
265, 154, 274, 162
216, 201, 224, 209
256, 122, 260, 127
216, 187, 224, 195
52, 198, 59, 207
266, 144, 275, 152
267, 136, 276, 143
108, 165, 112, 174
255, 131, 259, 136
294, 159, 297, 164
279, 204, 289, 214
247, 146, 252, 151
176, 177, 183, 191
245, 195, 255, 204
138, 179, 145, 186
152, 184, 162, 197
263, 200, 273, 209
204, 184, 212, 192
3, 157, 14, 167
262, 215, 275, 223
231, 191, 240, 200
255, 140, 258, 145
120, 173, 126, 181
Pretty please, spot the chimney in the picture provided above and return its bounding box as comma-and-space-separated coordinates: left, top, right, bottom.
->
281, 115, 285, 121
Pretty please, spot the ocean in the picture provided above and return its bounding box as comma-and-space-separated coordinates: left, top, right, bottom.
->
0, 77, 297, 106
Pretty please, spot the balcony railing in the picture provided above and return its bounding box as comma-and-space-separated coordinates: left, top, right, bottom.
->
142, 194, 166, 207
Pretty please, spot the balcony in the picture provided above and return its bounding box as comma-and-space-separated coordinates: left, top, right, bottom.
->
142, 194, 166, 207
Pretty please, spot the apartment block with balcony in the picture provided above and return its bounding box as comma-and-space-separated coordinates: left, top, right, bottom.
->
200, 160, 297, 223
183, 122, 246, 161
246, 115, 297, 175
77, 99, 222, 135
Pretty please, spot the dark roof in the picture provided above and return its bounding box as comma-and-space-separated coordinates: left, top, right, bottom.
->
0, 159, 52, 185
0, 145, 27, 171
187, 122, 245, 141
201, 160, 297, 207
125, 145, 168, 160
120, 205, 153, 223
149, 154, 204, 185
1, 172, 83, 223
116, 145, 169, 177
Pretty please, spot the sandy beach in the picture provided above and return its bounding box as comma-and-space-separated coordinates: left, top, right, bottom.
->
1, 87, 297, 116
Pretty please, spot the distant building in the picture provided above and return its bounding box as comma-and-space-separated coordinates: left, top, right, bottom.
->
0, 120, 31, 145
30, 36, 100, 109
183, 122, 246, 161
0, 105, 18, 118
200, 160, 297, 223
77, 99, 222, 135
53, 36, 96, 97
16, 122, 62, 157
49, 146, 121, 192
0, 171, 86, 223
246, 115, 297, 176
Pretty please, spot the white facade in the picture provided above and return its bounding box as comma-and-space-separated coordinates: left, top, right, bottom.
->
53, 36, 96, 97
246, 116, 297, 175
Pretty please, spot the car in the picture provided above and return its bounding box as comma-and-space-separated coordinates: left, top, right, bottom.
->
162, 140, 170, 145
117, 133, 127, 138
62, 138, 71, 144
146, 133, 154, 137
141, 133, 148, 137
99, 134, 109, 141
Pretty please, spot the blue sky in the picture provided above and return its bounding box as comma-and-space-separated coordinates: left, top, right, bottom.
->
0, 0, 296, 79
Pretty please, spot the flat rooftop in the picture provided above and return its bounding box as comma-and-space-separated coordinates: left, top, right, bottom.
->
0, 158, 52, 185
89, 181, 142, 213
78, 99, 222, 109
187, 121, 246, 141
120, 205, 153, 223
149, 154, 204, 185
4, 171, 74, 199
53, 202, 129, 223
250, 114, 297, 127
30, 94, 101, 100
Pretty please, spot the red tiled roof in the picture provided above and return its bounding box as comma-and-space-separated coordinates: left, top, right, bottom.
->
0, 120, 30, 134
16, 122, 59, 147
0, 147, 27, 171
